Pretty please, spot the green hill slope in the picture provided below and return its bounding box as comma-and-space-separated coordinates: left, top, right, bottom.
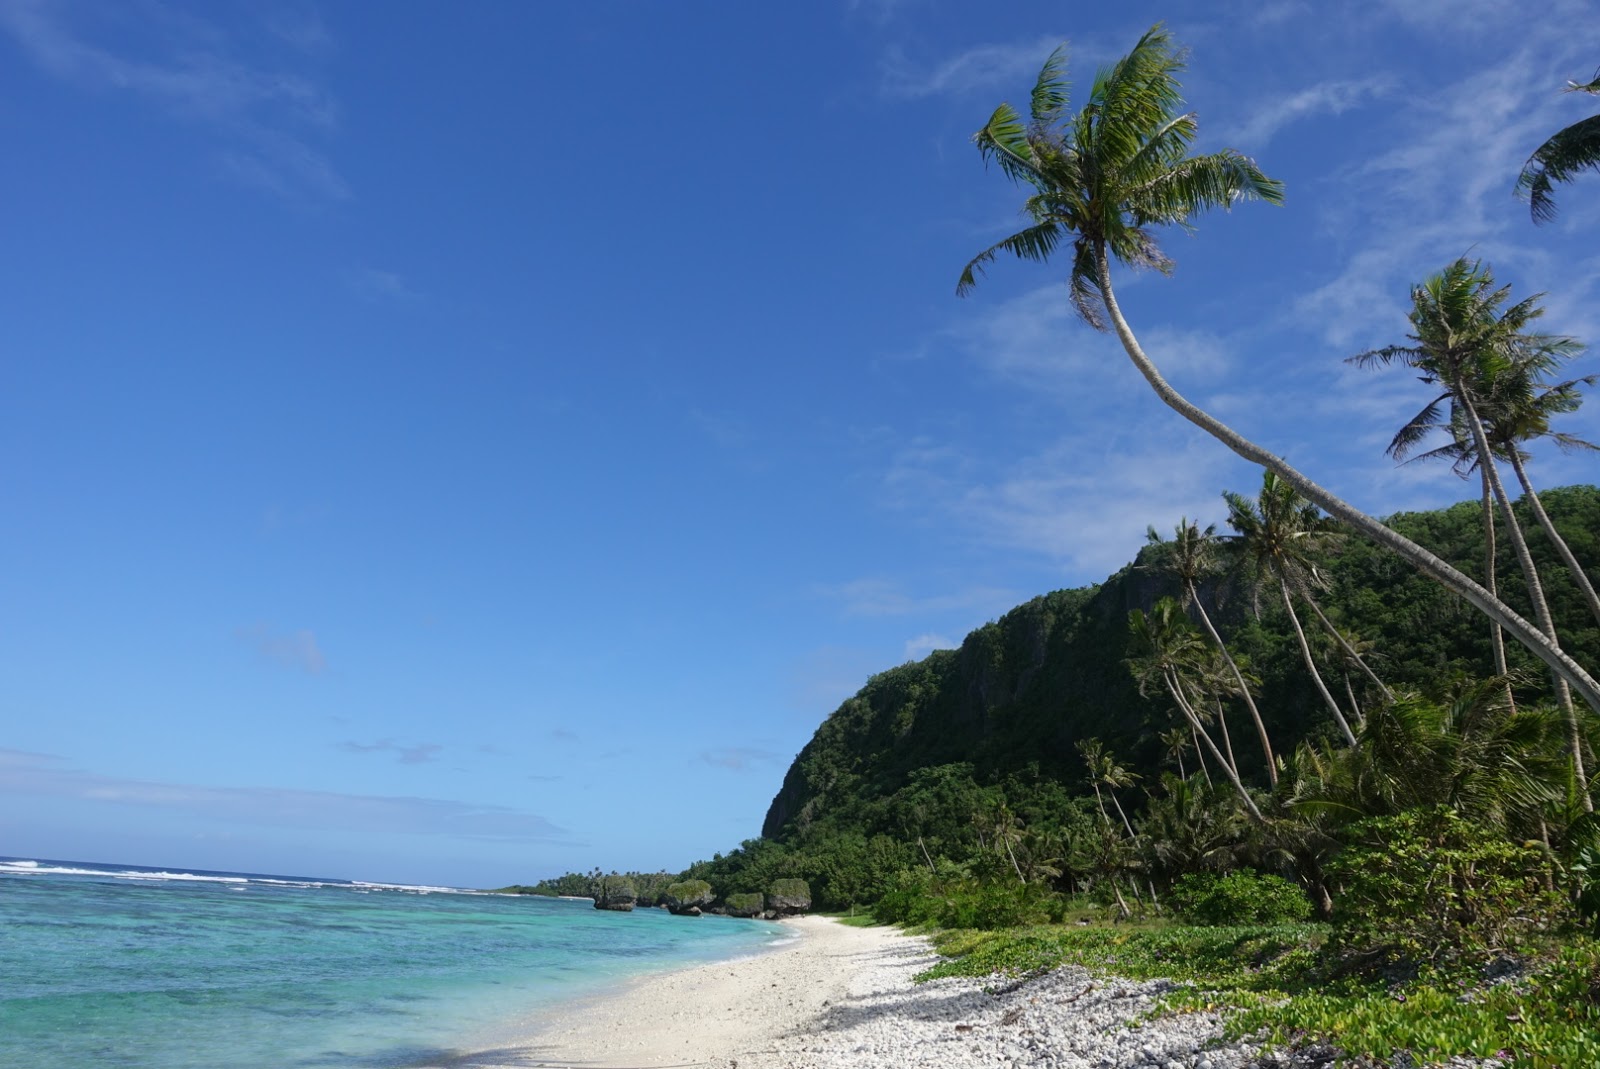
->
761, 486, 1600, 853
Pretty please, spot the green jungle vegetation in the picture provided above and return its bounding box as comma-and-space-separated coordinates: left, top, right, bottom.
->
517, 26, 1600, 1068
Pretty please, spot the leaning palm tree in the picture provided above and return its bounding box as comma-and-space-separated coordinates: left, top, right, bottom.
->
1351, 259, 1593, 809
958, 25, 1600, 718
1127, 599, 1264, 822
1148, 519, 1278, 783
1517, 69, 1600, 223
1224, 472, 1364, 746
1482, 352, 1600, 631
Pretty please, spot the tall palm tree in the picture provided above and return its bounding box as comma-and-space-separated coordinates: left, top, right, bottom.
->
958, 25, 1600, 718
1482, 354, 1600, 631
1351, 259, 1593, 809
1517, 69, 1600, 223
1224, 472, 1365, 746
1148, 519, 1278, 784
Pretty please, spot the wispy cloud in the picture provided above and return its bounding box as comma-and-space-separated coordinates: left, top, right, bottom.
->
815, 577, 1017, 619
698, 747, 782, 771
1222, 78, 1390, 148
338, 739, 443, 765
0, 0, 345, 200
881, 35, 1064, 99
0, 749, 569, 842
1293, 33, 1590, 350
903, 632, 955, 660
345, 267, 419, 302
237, 624, 326, 675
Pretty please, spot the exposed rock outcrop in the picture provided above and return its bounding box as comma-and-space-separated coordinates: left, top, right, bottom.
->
767, 878, 811, 915
724, 892, 765, 917
592, 876, 636, 912
664, 879, 713, 916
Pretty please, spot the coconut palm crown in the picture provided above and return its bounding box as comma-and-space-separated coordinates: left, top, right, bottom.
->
1517, 69, 1600, 224
956, 24, 1283, 327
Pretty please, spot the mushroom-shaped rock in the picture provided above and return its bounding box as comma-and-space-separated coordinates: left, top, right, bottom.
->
724, 892, 765, 918
592, 876, 637, 912
663, 879, 713, 916
767, 878, 811, 915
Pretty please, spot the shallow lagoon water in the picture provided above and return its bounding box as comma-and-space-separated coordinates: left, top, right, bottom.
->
0, 858, 787, 1069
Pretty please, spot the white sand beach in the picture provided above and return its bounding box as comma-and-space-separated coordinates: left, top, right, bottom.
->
446, 916, 1294, 1069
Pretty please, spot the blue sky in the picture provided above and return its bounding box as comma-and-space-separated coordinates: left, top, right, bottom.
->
2, 0, 1597, 888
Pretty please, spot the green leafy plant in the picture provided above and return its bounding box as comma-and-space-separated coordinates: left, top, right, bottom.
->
1170, 871, 1313, 926
1329, 806, 1568, 972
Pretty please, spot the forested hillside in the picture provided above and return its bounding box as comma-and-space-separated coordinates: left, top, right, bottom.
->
734, 484, 1600, 907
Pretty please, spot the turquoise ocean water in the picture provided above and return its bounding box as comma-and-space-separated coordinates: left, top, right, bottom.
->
0, 856, 789, 1068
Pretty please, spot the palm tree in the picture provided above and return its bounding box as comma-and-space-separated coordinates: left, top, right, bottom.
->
1148, 519, 1278, 784
1517, 69, 1600, 223
958, 25, 1600, 718
1126, 599, 1265, 822
1224, 472, 1363, 746
1351, 259, 1593, 809
1481, 353, 1600, 632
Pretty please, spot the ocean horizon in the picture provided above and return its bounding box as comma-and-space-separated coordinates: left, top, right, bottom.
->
0, 855, 790, 1069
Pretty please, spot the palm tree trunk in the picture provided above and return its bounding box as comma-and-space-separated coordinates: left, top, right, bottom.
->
1302, 591, 1393, 703
1211, 696, 1240, 782
1109, 791, 1137, 840
1509, 450, 1600, 630
1091, 244, 1600, 718
1189, 721, 1212, 786
1188, 579, 1278, 785
1281, 579, 1359, 745
1482, 473, 1511, 681
1164, 669, 1265, 823
1457, 393, 1591, 811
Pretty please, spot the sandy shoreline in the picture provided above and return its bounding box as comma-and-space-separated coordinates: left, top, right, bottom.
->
417, 916, 1302, 1069
458, 915, 924, 1068
416, 914, 1516, 1069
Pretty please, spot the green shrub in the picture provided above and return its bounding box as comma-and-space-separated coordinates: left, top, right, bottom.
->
1329, 806, 1567, 971
1170, 870, 1313, 926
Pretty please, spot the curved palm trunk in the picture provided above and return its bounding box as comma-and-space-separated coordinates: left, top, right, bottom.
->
1281, 580, 1358, 746
1164, 669, 1265, 823
1508, 450, 1600, 630
1091, 245, 1600, 721
1455, 391, 1590, 811
1187, 578, 1278, 785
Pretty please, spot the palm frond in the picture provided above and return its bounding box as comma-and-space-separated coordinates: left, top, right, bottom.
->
973, 102, 1042, 187
957, 221, 1064, 296
1517, 112, 1600, 224
1029, 46, 1070, 126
